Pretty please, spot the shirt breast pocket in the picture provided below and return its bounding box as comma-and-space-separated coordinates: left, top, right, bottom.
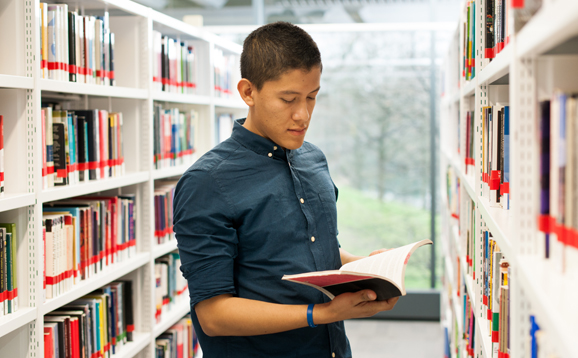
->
318, 189, 338, 237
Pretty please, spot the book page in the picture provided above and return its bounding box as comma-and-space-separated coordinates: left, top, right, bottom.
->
340, 239, 432, 291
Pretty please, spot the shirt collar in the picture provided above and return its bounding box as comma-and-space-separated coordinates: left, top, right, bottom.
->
231, 118, 287, 160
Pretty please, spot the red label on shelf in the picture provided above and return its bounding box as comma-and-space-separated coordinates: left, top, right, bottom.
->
490, 170, 501, 190
512, 0, 524, 8
127, 324, 134, 332
497, 42, 505, 53
492, 330, 499, 342
487, 309, 492, 320
484, 48, 495, 59
501, 182, 510, 194
483, 295, 487, 306
57, 169, 67, 178
537, 215, 556, 233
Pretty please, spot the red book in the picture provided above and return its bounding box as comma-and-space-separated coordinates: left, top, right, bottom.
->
44, 326, 54, 358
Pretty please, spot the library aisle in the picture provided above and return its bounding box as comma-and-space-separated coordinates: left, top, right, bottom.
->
440, 1, 578, 358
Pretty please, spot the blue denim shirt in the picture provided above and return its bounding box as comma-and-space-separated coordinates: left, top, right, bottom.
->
173, 119, 351, 358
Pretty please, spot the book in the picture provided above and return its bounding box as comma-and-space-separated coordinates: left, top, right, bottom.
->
282, 239, 432, 301
0, 223, 17, 313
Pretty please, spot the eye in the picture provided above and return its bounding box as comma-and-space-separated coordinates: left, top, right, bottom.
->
307, 97, 316, 101
281, 98, 295, 103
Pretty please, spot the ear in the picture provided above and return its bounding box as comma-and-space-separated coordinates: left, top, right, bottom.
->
237, 79, 256, 107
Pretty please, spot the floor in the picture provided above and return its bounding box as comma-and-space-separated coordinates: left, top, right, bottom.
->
344, 319, 444, 358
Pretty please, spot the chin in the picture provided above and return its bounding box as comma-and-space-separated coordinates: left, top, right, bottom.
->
283, 139, 305, 150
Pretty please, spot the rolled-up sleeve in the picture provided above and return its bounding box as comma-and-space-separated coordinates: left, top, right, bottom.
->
173, 169, 238, 309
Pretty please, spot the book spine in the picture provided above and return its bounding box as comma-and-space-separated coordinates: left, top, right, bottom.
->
68, 11, 76, 82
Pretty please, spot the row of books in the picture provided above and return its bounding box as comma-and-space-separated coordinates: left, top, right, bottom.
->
39, 4, 115, 85
42, 107, 125, 189
482, 104, 510, 210
0, 223, 17, 316
462, 1, 476, 81
43, 281, 134, 358
480, 225, 510, 358
43, 195, 136, 301
155, 252, 187, 324
484, 0, 511, 60
153, 106, 198, 170
213, 48, 236, 98
538, 94, 578, 267
155, 314, 200, 358
155, 181, 177, 245
153, 32, 198, 94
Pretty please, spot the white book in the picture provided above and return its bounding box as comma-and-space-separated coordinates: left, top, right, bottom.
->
153, 31, 162, 91
283, 239, 433, 300
94, 19, 103, 85
47, 6, 57, 80
60, 4, 69, 82
550, 92, 561, 268
77, 15, 85, 83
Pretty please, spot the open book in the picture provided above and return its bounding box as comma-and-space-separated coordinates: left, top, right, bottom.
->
282, 239, 433, 301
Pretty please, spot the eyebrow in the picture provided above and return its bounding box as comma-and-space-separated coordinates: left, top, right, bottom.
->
280, 87, 321, 95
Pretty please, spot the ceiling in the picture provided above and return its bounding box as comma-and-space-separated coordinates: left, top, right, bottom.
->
133, 0, 462, 26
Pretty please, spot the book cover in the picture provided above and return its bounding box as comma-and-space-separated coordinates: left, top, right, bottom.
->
68, 11, 76, 82
53, 122, 68, 186
283, 239, 432, 301
0, 223, 17, 312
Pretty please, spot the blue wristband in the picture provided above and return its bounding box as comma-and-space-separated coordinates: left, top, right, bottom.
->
307, 304, 317, 328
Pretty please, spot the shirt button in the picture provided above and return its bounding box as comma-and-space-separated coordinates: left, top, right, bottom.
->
273, 146, 278, 150
268, 153, 272, 157
311, 236, 315, 242
300, 198, 304, 204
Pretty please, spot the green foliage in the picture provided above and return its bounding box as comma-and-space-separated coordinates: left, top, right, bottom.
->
336, 185, 437, 289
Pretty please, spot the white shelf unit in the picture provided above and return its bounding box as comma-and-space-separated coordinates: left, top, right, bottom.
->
440, 1, 578, 358
0, 0, 246, 357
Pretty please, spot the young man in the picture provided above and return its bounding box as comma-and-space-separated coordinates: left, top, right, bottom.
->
173, 22, 398, 357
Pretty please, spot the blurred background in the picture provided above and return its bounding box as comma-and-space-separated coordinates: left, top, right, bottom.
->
136, 0, 460, 292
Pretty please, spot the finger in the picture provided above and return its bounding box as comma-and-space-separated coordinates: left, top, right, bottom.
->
386, 296, 400, 305
358, 290, 377, 302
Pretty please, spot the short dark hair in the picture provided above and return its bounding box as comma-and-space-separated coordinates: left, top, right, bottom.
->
241, 22, 322, 91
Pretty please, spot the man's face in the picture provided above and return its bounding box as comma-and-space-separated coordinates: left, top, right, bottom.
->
244, 66, 321, 150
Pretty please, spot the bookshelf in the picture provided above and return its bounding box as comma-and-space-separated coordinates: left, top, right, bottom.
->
440, 1, 578, 358
0, 0, 246, 357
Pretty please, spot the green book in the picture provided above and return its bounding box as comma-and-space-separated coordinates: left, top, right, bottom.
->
0, 223, 17, 312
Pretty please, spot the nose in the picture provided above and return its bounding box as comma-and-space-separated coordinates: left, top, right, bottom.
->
292, 100, 310, 122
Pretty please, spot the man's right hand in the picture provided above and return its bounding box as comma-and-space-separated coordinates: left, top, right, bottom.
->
312, 290, 399, 324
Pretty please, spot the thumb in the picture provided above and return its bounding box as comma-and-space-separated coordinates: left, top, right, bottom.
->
359, 290, 377, 302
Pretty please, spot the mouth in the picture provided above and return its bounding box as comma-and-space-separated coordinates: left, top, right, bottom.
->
288, 127, 307, 136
